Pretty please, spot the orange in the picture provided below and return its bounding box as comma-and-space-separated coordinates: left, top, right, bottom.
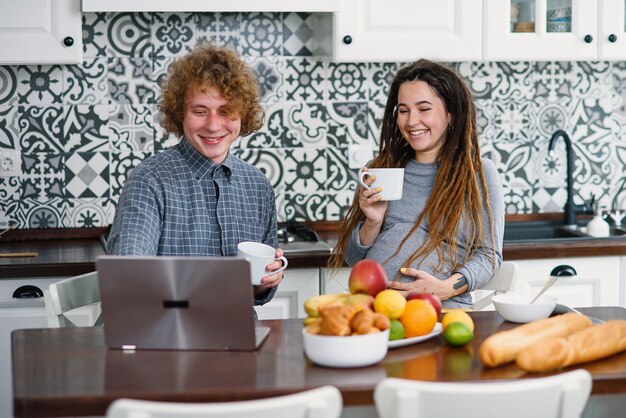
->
399, 299, 437, 338
374, 289, 407, 319
441, 309, 474, 332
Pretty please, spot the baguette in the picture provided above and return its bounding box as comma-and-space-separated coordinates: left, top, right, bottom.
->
516, 320, 626, 372
479, 313, 592, 367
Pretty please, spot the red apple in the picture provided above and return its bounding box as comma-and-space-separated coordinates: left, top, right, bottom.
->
348, 259, 388, 297
406, 292, 442, 317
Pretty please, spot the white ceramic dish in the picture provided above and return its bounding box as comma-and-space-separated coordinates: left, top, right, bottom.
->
302, 328, 389, 368
492, 293, 558, 323
388, 322, 442, 349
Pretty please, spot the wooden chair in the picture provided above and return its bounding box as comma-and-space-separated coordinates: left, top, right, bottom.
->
374, 369, 592, 418
43, 271, 102, 327
472, 261, 519, 311
105, 385, 342, 418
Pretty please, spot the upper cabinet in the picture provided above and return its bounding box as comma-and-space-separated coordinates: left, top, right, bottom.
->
485, 0, 626, 61
82, 0, 339, 12
332, 0, 483, 62
0, 0, 83, 64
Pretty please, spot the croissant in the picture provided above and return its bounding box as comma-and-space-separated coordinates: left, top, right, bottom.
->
318, 303, 357, 336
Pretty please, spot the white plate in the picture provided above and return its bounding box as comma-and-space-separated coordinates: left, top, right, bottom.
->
388, 322, 442, 349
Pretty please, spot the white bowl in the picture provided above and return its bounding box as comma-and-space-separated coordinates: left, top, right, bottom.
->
492, 293, 557, 323
302, 328, 389, 368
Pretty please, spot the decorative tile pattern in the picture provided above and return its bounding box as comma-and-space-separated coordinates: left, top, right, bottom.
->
284, 58, 326, 101
18, 198, 66, 228
240, 13, 282, 57
65, 152, 110, 198
63, 58, 108, 104
21, 153, 65, 201
62, 105, 109, 152
108, 151, 151, 204
65, 197, 110, 227
18, 106, 63, 153
17, 65, 63, 104
0, 66, 18, 106
246, 55, 285, 104
83, 12, 108, 58
283, 13, 314, 56
0, 176, 21, 221
3, 12, 626, 229
107, 57, 156, 104
109, 104, 154, 152
0, 105, 19, 149
328, 63, 367, 101
106, 12, 152, 58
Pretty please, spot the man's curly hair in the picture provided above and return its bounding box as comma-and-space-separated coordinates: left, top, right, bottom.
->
159, 44, 264, 137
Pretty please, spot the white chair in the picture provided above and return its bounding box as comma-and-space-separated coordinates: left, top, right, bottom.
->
374, 369, 592, 418
472, 261, 519, 311
43, 271, 102, 327
105, 385, 343, 418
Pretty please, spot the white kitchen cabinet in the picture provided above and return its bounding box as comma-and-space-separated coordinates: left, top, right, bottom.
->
254, 268, 320, 319
0, 276, 95, 418
321, 267, 351, 294
82, 0, 339, 12
333, 0, 483, 62
485, 0, 626, 61
510, 256, 622, 307
0, 0, 83, 64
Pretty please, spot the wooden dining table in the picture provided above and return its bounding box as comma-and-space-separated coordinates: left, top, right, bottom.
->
11, 306, 626, 417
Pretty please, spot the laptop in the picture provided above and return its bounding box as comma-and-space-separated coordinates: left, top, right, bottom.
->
95, 255, 270, 351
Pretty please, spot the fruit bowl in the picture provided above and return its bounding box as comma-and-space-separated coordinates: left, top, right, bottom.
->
302, 328, 390, 368
492, 293, 557, 323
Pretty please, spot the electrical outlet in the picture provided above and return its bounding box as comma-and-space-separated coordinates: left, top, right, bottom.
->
0, 150, 22, 177
348, 144, 374, 169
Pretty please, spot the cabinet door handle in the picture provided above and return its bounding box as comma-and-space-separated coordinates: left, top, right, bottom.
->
608, 34, 617, 43
342, 35, 353, 45
63, 36, 74, 47
584, 34, 593, 43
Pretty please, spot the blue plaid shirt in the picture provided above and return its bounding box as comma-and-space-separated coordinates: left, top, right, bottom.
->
107, 139, 278, 305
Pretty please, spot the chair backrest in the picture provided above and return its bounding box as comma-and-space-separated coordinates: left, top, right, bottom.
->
105, 385, 342, 418
43, 271, 102, 327
472, 261, 519, 311
374, 369, 592, 418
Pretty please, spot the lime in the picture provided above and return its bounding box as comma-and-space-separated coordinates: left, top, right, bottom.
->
389, 319, 405, 341
442, 322, 473, 347
442, 309, 474, 332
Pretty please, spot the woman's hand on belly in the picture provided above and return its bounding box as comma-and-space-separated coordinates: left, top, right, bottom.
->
389, 268, 468, 301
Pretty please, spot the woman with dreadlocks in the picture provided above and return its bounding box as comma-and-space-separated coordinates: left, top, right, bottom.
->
329, 60, 504, 309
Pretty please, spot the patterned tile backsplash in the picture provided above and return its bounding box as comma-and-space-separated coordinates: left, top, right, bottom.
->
1, 12, 626, 229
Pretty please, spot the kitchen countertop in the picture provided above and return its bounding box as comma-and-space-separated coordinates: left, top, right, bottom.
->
0, 228, 107, 278
2, 214, 626, 278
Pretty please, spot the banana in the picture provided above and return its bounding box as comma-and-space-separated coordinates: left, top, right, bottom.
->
343, 293, 375, 310
303, 293, 346, 317
303, 316, 319, 326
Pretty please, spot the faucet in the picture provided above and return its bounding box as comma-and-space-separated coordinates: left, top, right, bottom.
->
548, 130, 593, 226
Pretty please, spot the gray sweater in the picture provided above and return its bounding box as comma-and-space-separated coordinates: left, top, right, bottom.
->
345, 158, 504, 308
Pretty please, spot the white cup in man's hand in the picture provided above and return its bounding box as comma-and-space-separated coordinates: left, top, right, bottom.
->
358, 168, 405, 201
237, 242, 288, 285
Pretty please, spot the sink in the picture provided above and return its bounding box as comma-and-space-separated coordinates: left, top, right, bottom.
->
504, 221, 589, 242
504, 221, 626, 242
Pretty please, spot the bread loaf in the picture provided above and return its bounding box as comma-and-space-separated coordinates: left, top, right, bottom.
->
479, 313, 592, 367
516, 320, 626, 372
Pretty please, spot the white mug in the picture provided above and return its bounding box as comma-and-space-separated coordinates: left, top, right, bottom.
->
237, 241, 288, 285
358, 168, 405, 201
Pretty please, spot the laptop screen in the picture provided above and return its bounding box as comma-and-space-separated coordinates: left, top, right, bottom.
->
96, 255, 268, 351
